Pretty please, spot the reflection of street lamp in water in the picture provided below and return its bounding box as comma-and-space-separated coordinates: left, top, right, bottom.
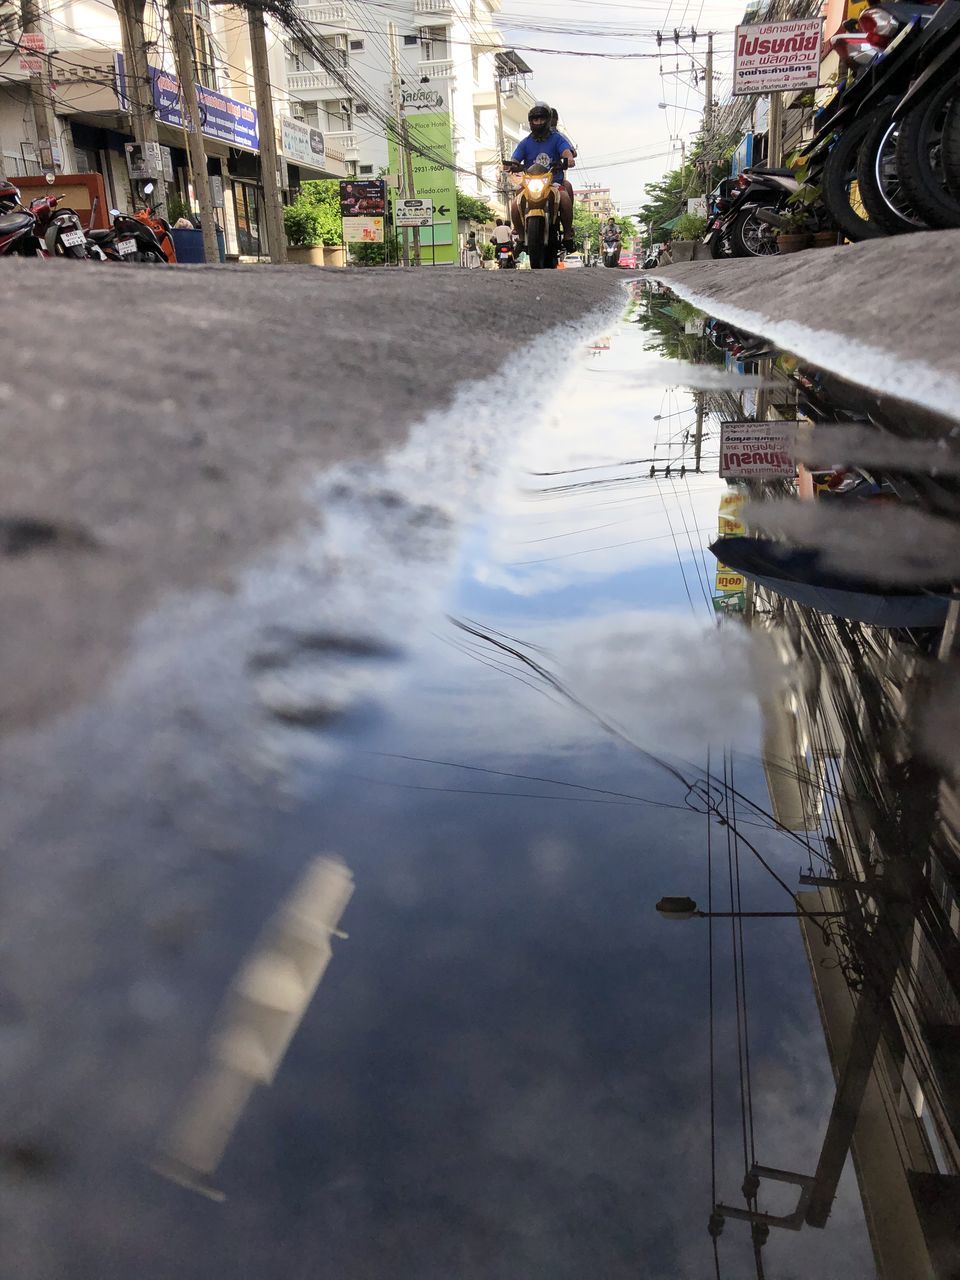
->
655, 895, 844, 920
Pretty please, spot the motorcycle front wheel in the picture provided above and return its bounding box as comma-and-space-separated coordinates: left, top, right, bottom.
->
895, 77, 960, 229
822, 113, 883, 242
729, 205, 779, 257
855, 115, 928, 235
525, 215, 547, 269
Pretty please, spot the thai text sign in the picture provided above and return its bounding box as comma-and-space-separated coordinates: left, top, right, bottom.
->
282, 117, 325, 169
342, 216, 384, 243
395, 198, 434, 227
716, 566, 747, 594
720, 421, 797, 479
152, 68, 259, 149
733, 19, 823, 95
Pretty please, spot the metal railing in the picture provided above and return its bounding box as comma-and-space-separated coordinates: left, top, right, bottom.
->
286, 69, 344, 92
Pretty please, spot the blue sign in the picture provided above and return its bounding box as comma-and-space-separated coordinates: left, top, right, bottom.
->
731, 132, 754, 176
115, 53, 258, 152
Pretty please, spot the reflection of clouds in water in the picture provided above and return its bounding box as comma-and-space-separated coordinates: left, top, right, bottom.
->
529, 834, 577, 892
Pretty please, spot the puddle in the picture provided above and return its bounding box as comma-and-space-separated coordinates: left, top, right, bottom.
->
2, 282, 959, 1279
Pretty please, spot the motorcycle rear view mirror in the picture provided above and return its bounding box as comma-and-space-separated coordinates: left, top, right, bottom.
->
44, 171, 55, 185
110, 208, 121, 218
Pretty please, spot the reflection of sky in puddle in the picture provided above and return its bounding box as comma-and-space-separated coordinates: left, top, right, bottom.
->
1, 302, 879, 1279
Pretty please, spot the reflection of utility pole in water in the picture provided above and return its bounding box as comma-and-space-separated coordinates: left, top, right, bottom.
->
155, 855, 354, 1197
693, 392, 704, 473
388, 21, 420, 267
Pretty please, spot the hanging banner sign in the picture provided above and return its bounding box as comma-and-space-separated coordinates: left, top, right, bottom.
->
342, 215, 384, 243
339, 179, 385, 217
281, 116, 325, 170
114, 54, 258, 150
718, 490, 747, 536
719, 421, 797, 479
732, 19, 823, 95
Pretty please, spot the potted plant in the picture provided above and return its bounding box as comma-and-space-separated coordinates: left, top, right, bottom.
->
480, 239, 496, 270
776, 205, 814, 253
284, 199, 326, 265
671, 212, 707, 261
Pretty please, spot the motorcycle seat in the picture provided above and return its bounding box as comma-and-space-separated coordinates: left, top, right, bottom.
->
751, 165, 795, 178
87, 228, 115, 243
0, 211, 34, 234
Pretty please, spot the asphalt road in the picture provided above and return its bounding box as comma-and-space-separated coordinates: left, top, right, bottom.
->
651, 228, 960, 420
0, 261, 624, 732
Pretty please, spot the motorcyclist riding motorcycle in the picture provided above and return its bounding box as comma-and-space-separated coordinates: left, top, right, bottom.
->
509, 102, 576, 253
601, 217, 621, 267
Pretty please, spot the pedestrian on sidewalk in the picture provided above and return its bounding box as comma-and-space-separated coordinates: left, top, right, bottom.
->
466, 230, 481, 269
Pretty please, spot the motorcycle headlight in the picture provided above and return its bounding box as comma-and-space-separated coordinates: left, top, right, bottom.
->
527, 178, 546, 197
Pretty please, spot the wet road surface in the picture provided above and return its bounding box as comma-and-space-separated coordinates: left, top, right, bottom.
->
3, 280, 959, 1279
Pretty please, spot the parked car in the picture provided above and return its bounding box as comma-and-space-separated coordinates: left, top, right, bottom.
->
563, 252, 585, 268
618, 249, 638, 268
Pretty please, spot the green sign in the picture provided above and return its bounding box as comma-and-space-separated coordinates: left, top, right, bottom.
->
389, 110, 458, 265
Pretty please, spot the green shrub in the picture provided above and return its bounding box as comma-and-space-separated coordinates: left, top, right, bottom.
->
479, 240, 495, 261
283, 199, 323, 247
673, 212, 707, 240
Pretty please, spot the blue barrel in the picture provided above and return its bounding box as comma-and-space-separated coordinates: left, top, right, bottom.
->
170, 227, 226, 263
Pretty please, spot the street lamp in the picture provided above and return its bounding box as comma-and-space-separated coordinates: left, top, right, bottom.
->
655, 896, 844, 920
658, 102, 702, 113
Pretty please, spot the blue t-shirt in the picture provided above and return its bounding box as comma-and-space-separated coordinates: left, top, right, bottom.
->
512, 131, 571, 182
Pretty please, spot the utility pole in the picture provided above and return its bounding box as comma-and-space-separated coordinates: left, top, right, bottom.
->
388, 21, 419, 266
387, 20, 409, 267
247, 4, 287, 263
767, 2, 784, 166
703, 32, 713, 202
20, 0, 58, 173
168, 0, 217, 261
116, 0, 167, 216
493, 67, 508, 217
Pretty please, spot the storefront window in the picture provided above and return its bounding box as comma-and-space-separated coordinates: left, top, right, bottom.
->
232, 181, 263, 257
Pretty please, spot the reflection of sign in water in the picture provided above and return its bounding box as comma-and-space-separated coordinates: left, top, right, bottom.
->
716, 566, 747, 593
342, 215, 384, 243
339, 179, 385, 217
720, 421, 797, 479
395, 198, 434, 227
733, 19, 823, 94
718, 490, 747, 536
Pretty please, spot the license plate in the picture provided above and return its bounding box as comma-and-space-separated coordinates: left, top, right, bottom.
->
117, 238, 137, 256
61, 228, 85, 247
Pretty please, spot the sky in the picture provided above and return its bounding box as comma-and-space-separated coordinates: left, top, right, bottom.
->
497, 0, 749, 213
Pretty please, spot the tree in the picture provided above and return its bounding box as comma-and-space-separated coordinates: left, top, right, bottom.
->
456, 188, 497, 224
573, 204, 636, 253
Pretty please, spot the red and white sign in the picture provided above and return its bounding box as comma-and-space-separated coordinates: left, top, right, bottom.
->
733, 19, 823, 96
18, 35, 45, 74
719, 421, 797, 480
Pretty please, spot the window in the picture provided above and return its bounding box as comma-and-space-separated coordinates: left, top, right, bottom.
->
420, 25, 448, 61
285, 40, 317, 74
349, 39, 364, 51
472, 51, 479, 83
359, 164, 373, 174
188, 0, 218, 88
355, 101, 369, 114
403, 34, 418, 45
474, 107, 482, 141
294, 102, 321, 129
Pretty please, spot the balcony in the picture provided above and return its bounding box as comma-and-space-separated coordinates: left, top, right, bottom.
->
418, 58, 455, 80
324, 130, 357, 156
414, 0, 454, 12
286, 69, 345, 92
297, 3, 348, 23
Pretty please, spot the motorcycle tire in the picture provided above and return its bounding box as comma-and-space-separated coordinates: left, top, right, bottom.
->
44, 224, 87, 259
895, 77, 960, 230
729, 205, 779, 257
822, 113, 883, 242
942, 90, 960, 201
856, 114, 928, 235
133, 247, 168, 263
525, 215, 547, 269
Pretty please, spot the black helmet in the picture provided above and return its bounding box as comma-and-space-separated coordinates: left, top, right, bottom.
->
528, 101, 550, 139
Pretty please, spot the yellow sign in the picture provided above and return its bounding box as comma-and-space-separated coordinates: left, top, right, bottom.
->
718, 491, 747, 536
715, 566, 746, 593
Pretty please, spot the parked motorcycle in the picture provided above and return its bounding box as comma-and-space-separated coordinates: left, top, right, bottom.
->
703, 164, 800, 257
86, 208, 170, 263
0, 181, 89, 259
502, 157, 565, 269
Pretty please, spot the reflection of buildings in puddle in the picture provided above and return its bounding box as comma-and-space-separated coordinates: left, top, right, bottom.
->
749, 596, 960, 1280
154, 855, 353, 1197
